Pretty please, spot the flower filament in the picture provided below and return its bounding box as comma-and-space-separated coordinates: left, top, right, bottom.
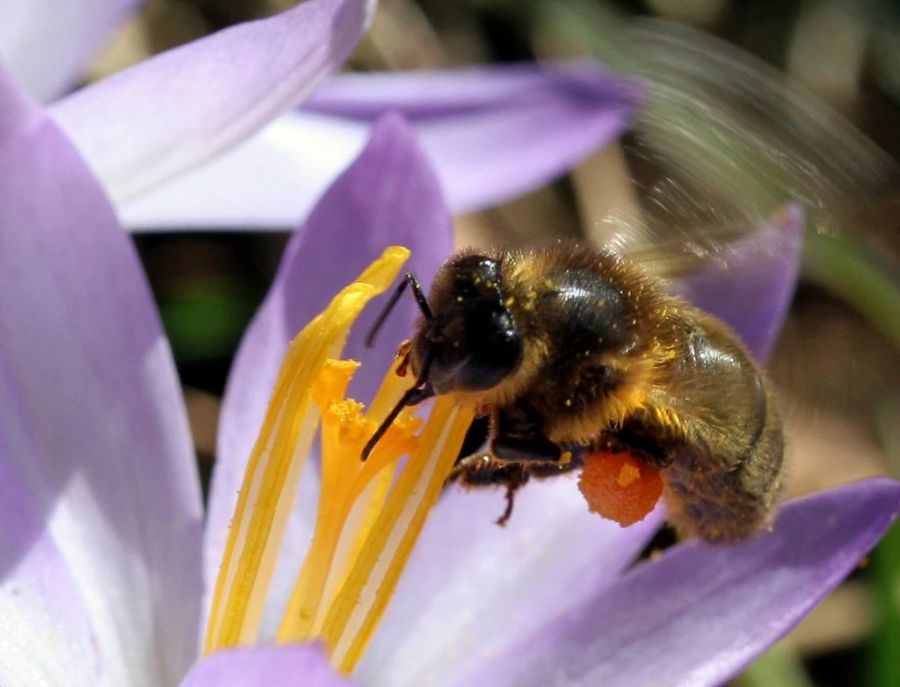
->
204, 246, 474, 673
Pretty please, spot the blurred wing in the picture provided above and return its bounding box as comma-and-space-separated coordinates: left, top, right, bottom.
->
583, 18, 898, 280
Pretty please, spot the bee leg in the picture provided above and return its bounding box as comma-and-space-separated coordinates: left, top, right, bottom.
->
450, 416, 491, 469
525, 449, 585, 478
491, 435, 561, 462
447, 452, 492, 483
494, 457, 583, 525
449, 453, 520, 485
496, 466, 529, 527
602, 421, 675, 468
490, 404, 562, 463
446, 455, 530, 526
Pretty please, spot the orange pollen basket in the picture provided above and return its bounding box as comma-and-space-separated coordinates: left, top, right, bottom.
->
578, 450, 664, 527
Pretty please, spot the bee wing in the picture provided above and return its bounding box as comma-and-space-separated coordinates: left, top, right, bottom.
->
582, 18, 898, 281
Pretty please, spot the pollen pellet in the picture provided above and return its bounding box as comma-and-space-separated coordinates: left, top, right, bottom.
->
616, 462, 641, 487
578, 450, 663, 527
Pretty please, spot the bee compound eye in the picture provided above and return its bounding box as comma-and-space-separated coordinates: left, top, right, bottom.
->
424, 312, 522, 393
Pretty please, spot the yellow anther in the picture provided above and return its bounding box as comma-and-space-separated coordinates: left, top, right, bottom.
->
204, 247, 408, 654
314, 359, 360, 409
205, 245, 474, 677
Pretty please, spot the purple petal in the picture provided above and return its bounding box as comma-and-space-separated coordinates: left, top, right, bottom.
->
676, 204, 805, 362
309, 61, 637, 117
0, 0, 141, 103
119, 112, 365, 231
310, 63, 641, 214
180, 644, 355, 687
458, 478, 900, 687
0, 456, 102, 685
357, 479, 663, 687
206, 114, 452, 605
117, 62, 640, 230
49, 0, 375, 204
0, 68, 202, 685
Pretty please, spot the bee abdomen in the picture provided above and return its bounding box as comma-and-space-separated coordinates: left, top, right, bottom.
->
663, 389, 784, 542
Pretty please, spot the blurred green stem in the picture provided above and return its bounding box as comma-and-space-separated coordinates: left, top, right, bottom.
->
803, 230, 900, 350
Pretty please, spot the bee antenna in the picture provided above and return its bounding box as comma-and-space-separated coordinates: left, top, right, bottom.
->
365, 272, 433, 348
361, 350, 435, 462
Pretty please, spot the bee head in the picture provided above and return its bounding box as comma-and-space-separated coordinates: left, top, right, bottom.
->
412, 254, 522, 394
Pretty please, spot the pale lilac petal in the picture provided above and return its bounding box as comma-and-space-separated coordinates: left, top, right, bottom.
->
310, 63, 618, 112
676, 204, 805, 362
0, 69, 202, 686
119, 112, 364, 231
117, 63, 640, 230
357, 479, 663, 687
180, 644, 355, 687
458, 478, 900, 687
50, 0, 376, 205
0, 0, 141, 103
206, 115, 452, 602
0, 455, 101, 686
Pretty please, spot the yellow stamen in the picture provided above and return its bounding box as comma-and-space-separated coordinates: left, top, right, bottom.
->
276, 359, 421, 642
204, 246, 409, 653
205, 244, 475, 678
321, 396, 473, 672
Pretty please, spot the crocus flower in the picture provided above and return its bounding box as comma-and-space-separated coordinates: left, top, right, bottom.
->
2, 27, 898, 683
1, 0, 640, 234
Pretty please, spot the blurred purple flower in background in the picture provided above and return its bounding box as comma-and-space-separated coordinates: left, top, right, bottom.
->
0, 2, 898, 687
1, 0, 639, 233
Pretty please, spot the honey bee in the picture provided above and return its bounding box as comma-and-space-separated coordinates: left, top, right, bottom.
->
363, 243, 783, 543
361, 18, 896, 543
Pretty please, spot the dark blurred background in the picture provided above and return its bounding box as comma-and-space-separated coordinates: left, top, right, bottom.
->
85, 1, 900, 685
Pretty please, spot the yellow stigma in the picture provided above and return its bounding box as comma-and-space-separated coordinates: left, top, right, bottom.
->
203, 247, 474, 674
